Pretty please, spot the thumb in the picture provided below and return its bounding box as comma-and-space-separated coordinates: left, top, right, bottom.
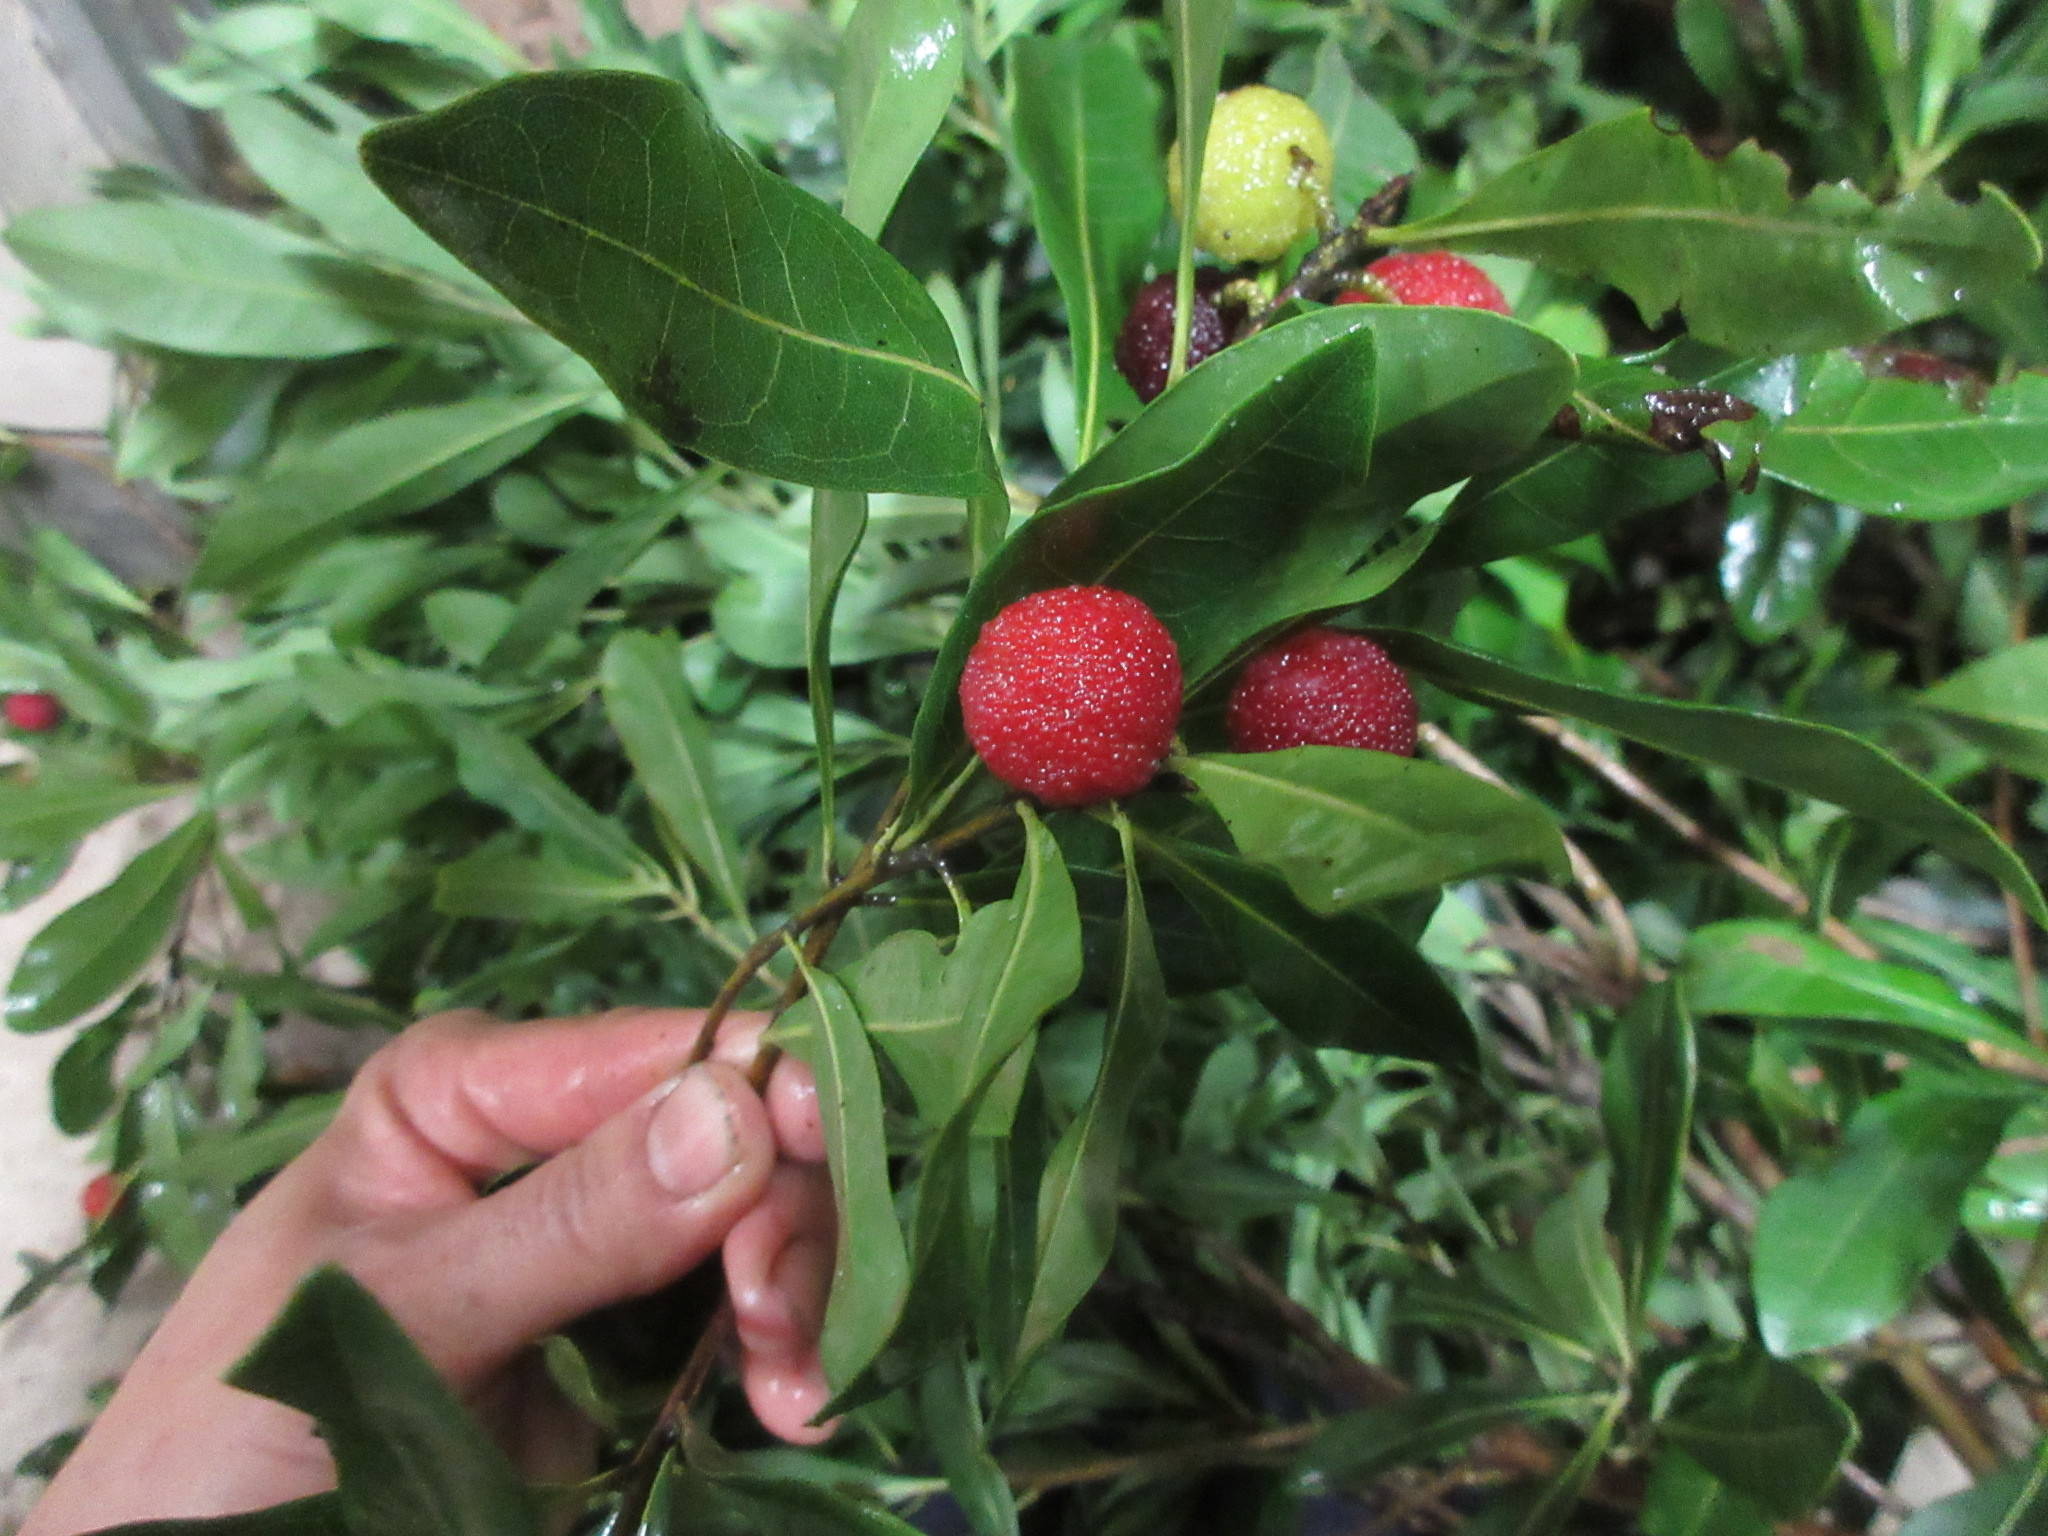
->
372, 1062, 776, 1380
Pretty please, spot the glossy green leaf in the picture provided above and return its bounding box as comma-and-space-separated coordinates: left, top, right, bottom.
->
1760, 354, 2048, 518
1640, 1453, 1772, 1536
362, 71, 987, 495
433, 842, 669, 920
1376, 631, 2048, 925
837, 0, 964, 238
228, 1267, 537, 1536
1659, 1348, 1855, 1517
1755, 1079, 2024, 1354
0, 776, 189, 862
1718, 484, 1859, 644
195, 388, 595, 590
1018, 811, 1168, 1365
1138, 831, 1477, 1070
1602, 981, 1695, 1331
1177, 747, 1569, 912
445, 715, 665, 889
1684, 919, 2046, 1065
6, 816, 214, 1034
3, 201, 487, 357
0, 844, 73, 914
1385, 110, 2041, 352
1898, 1452, 2048, 1536
784, 956, 912, 1390
1922, 636, 2048, 779
1010, 36, 1163, 458
485, 502, 682, 673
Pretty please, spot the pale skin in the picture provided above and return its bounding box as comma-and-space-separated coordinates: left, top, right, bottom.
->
24, 1006, 837, 1535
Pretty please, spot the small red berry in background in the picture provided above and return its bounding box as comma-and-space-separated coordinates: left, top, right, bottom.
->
1114, 270, 1241, 404
960, 585, 1183, 808
1338, 251, 1510, 315
3, 691, 64, 733
1227, 628, 1418, 757
80, 1172, 122, 1224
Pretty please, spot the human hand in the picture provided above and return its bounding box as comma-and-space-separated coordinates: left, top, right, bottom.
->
23, 1006, 836, 1535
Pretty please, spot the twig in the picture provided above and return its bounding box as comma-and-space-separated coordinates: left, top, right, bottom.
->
1519, 715, 1880, 962
1874, 1327, 2009, 1476
1004, 1423, 1317, 1494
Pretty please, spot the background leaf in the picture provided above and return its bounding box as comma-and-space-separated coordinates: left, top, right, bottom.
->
362, 71, 987, 495
1659, 1349, 1855, 1517
1922, 636, 2048, 778
837, 0, 964, 239
0, 777, 188, 862
1602, 981, 1696, 1331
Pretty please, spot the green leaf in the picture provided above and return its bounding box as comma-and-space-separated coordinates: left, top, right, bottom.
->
1603, 982, 1696, 1332
195, 389, 594, 590
1640, 1453, 1772, 1536
1376, 631, 2048, 925
837, 0, 964, 239
784, 956, 912, 1391
599, 632, 751, 919
88, 1495, 352, 1535
444, 715, 665, 889
1176, 747, 1569, 911
485, 501, 682, 673
6, 816, 215, 1034
1385, 109, 2041, 352
3, 200, 488, 358
1718, 485, 1859, 644
1659, 1348, 1855, 1517
0, 776, 189, 862
1759, 354, 2048, 519
1137, 831, 1477, 1070
1162, 0, 1232, 383
303, 0, 518, 72
1296, 1386, 1605, 1489
809, 489, 869, 874
1010, 36, 1164, 458
1530, 1166, 1632, 1366
51, 1008, 128, 1135
1755, 1078, 2024, 1354
1922, 636, 2048, 779
1017, 810, 1168, 1364
228, 1268, 537, 1536
1898, 1451, 2048, 1536
433, 842, 669, 920
1683, 919, 2045, 1066
1949, 1231, 2048, 1387
1301, 37, 1418, 215
919, 1346, 1019, 1536
362, 71, 986, 495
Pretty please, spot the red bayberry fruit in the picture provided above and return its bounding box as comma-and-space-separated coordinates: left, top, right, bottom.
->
1338, 251, 1510, 315
1226, 628, 1417, 756
3, 691, 63, 733
1114, 270, 1241, 404
80, 1172, 122, 1224
959, 586, 1182, 808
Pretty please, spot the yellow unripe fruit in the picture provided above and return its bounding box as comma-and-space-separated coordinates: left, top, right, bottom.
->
1167, 85, 1333, 264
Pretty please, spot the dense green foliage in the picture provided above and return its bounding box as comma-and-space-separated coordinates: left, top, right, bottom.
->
5, 0, 2048, 1530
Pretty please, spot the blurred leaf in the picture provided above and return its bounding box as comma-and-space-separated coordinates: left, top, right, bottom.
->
1660, 1348, 1854, 1516
653, 1458, 928, 1534
1377, 632, 2048, 925
1177, 747, 1569, 912
485, 502, 681, 673
600, 632, 751, 918
784, 957, 911, 1391
1017, 810, 1167, 1365
89, 1496, 352, 1535
1603, 982, 1695, 1332
445, 716, 666, 888
920, 1346, 1018, 1536
0, 776, 188, 862
151, 5, 327, 109
6, 816, 214, 1034
303, 0, 516, 72
1301, 37, 1418, 214
1296, 1385, 1603, 1488
51, 1008, 128, 1135
1948, 1232, 2048, 1386
1761, 355, 2048, 518
1162, 0, 1231, 380
433, 842, 669, 920
195, 388, 595, 590
1922, 636, 2048, 779
228, 1267, 537, 1536
363, 71, 987, 495
1897, 1451, 2048, 1535
1755, 1078, 2025, 1354
3, 201, 487, 357
1387, 110, 2040, 352
808, 489, 869, 873
1684, 919, 2044, 1065
837, 0, 963, 238
1640, 1452, 1773, 1536
1010, 35, 1162, 456
1718, 485, 1859, 643
1138, 832, 1477, 1070
0, 843, 74, 913
1529, 1166, 1631, 1365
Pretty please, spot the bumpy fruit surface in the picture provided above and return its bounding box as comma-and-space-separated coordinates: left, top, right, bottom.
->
1338, 251, 1510, 315
80, 1172, 121, 1224
1226, 628, 1417, 756
959, 586, 1182, 808
1168, 86, 1332, 263
1114, 270, 1239, 403
3, 692, 62, 733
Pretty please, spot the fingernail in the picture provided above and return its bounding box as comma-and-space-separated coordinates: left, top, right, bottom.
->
646, 1067, 740, 1199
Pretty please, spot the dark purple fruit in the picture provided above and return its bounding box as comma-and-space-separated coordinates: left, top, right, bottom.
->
1113, 270, 1239, 404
